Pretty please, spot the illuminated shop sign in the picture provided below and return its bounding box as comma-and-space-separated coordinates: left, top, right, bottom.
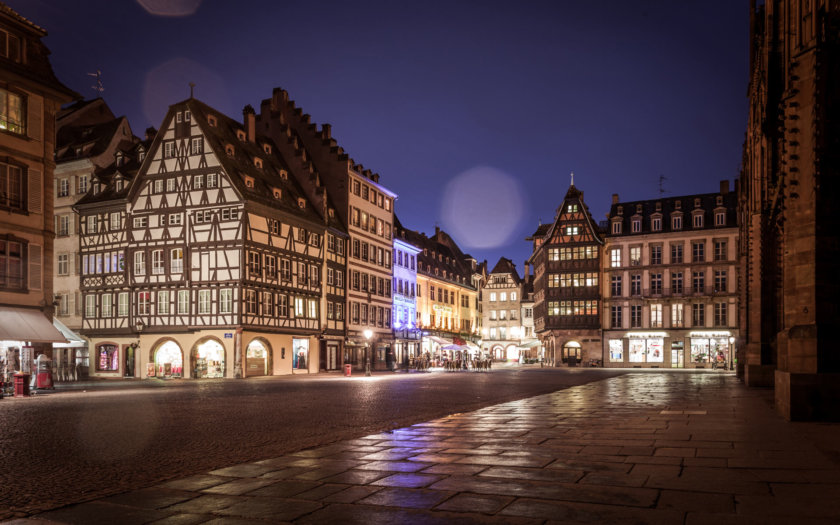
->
626, 332, 668, 339
689, 331, 731, 338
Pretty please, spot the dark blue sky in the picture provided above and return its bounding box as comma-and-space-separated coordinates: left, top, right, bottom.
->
12, 0, 749, 274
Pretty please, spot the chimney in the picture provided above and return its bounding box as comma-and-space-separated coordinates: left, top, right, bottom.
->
612, 193, 619, 204
435, 226, 440, 237
322, 123, 331, 139
523, 261, 531, 283
243, 105, 256, 142
720, 180, 730, 194
145, 127, 157, 141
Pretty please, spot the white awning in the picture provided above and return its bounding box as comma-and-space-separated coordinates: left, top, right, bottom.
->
52, 317, 86, 348
0, 307, 67, 343
427, 336, 452, 345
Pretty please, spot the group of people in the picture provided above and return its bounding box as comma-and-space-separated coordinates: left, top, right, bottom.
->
408, 352, 493, 372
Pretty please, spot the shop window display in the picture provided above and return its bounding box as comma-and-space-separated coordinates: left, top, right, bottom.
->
246, 340, 270, 376
628, 339, 645, 362
293, 338, 309, 370
97, 344, 119, 372
153, 341, 183, 378
645, 338, 664, 363
609, 339, 623, 362
194, 340, 225, 378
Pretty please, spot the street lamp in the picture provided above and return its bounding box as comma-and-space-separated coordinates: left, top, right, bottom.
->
364, 329, 373, 377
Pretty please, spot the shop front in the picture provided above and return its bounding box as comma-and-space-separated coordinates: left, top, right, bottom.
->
689, 331, 733, 369
193, 339, 225, 378
0, 307, 66, 389
292, 338, 309, 372
246, 339, 271, 377
150, 340, 183, 378
52, 317, 89, 381
605, 330, 736, 369
605, 332, 668, 368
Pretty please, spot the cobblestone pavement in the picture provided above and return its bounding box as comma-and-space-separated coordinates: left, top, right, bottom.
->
10, 372, 840, 524
0, 367, 626, 519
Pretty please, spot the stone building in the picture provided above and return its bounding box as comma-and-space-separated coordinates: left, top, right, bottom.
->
602, 182, 739, 369
391, 220, 421, 369
0, 4, 77, 379
739, 0, 840, 419
480, 257, 523, 361
527, 180, 604, 366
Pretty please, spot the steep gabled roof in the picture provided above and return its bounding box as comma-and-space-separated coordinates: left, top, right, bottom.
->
490, 257, 521, 283
540, 183, 605, 246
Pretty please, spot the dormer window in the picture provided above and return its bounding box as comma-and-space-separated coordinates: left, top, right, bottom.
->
715, 211, 726, 226
225, 144, 234, 157
115, 153, 124, 167
236, 130, 246, 141
176, 111, 183, 123
242, 175, 254, 188
617, 205, 623, 215
273, 188, 282, 199
263, 144, 272, 154
716, 195, 723, 206
138, 151, 146, 162
184, 110, 191, 121
693, 212, 704, 228
254, 158, 263, 168
651, 216, 662, 231
328, 208, 335, 218
279, 170, 288, 181
636, 204, 642, 214
207, 115, 217, 127
675, 200, 681, 210
115, 179, 124, 192
694, 198, 702, 208
0, 29, 22, 63
611, 221, 622, 234
672, 215, 683, 230
655, 202, 662, 211
297, 198, 306, 209
632, 218, 641, 233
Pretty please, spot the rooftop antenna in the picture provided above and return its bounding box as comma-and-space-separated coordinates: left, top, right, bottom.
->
189, 82, 196, 99
658, 174, 668, 196
87, 70, 104, 96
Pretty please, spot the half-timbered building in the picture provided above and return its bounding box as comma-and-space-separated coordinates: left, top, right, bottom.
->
80, 97, 339, 379
528, 180, 604, 366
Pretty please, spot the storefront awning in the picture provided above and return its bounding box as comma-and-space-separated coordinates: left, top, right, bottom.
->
52, 317, 86, 348
519, 340, 541, 349
0, 307, 67, 343
428, 336, 452, 345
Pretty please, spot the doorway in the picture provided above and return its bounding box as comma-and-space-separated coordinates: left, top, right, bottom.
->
671, 341, 685, 368
562, 341, 581, 366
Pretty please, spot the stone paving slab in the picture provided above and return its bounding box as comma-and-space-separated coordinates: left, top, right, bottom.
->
12, 373, 840, 523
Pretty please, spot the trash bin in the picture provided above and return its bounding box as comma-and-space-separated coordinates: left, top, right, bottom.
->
35, 354, 54, 389
343, 364, 352, 377
14, 373, 30, 397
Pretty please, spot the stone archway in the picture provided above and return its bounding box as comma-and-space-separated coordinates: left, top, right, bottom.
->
190, 337, 227, 378
245, 338, 273, 377
491, 345, 504, 360
149, 339, 184, 378
562, 341, 581, 366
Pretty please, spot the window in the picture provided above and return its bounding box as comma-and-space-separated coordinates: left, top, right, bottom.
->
650, 304, 662, 328
632, 219, 641, 233
57, 215, 70, 236
630, 247, 641, 266
152, 250, 164, 274
265, 255, 276, 278
295, 297, 305, 318
277, 294, 289, 317
715, 212, 725, 226
85, 295, 96, 318
611, 275, 622, 296
671, 272, 683, 294
672, 215, 683, 230
57, 253, 69, 275
693, 271, 705, 293
672, 303, 684, 328
650, 245, 662, 265
170, 248, 183, 273
198, 290, 211, 314
157, 290, 169, 315
118, 292, 129, 317
650, 273, 662, 294
0, 88, 25, 134
164, 141, 175, 158
110, 212, 121, 230
651, 217, 662, 231
714, 241, 727, 261
671, 244, 683, 264
191, 137, 204, 154
630, 305, 642, 328
693, 213, 704, 228
78, 175, 89, 194
549, 248, 560, 261
137, 291, 150, 315
95, 344, 119, 372
630, 275, 641, 295
714, 303, 727, 326
86, 215, 97, 234
166, 178, 175, 192
248, 251, 261, 276
511, 292, 517, 301
610, 306, 623, 328
612, 221, 621, 234
610, 248, 621, 267
714, 270, 727, 292
133, 216, 147, 228
692, 304, 705, 326
193, 174, 204, 189
58, 178, 69, 197
692, 242, 705, 262
177, 290, 189, 314
207, 172, 218, 188
565, 226, 579, 235
133, 251, 145, 275
567, 204, 578, 213
308, 299, 317, 319
169, 214, 182, 226
0, 162, 24, 210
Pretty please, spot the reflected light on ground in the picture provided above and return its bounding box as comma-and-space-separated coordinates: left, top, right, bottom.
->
136, 0, 202, 17
440, 166, 525, 250
75, 398, 159, 462
143, 57, 228, 125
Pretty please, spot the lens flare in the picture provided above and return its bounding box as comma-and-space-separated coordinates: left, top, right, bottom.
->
440, 166, 526, 250
142, 57, 228, 125
136, 0, 202, 17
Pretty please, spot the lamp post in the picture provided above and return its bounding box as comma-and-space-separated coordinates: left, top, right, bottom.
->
364, 329, 373, 377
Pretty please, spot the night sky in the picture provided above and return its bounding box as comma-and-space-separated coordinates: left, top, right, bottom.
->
10, 0, 749, 274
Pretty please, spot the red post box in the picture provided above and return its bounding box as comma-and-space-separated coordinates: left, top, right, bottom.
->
343, 364, 352, 377
14, 373, 30, 397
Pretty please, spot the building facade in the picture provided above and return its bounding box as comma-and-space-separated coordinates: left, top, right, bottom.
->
0, 4, 76, 380
602, 182, 739, 368
258, 88, 393, 371
739, 0, 840, 419
528, 181, 604, 366
79, 97, 337, 379
391, 232, 421, 368
480, 257, 523, 361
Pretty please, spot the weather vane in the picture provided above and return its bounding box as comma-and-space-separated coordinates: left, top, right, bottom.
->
87, 70, 104, 95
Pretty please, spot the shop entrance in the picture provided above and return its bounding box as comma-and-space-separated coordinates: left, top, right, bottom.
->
293, 338, 309, 370
671, 341, 685, 368
152, 341, 183, 378
193, 339, 225, 378
246, 340, 270, 376
562, 341, 581, 366
124, 344, 136, 377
